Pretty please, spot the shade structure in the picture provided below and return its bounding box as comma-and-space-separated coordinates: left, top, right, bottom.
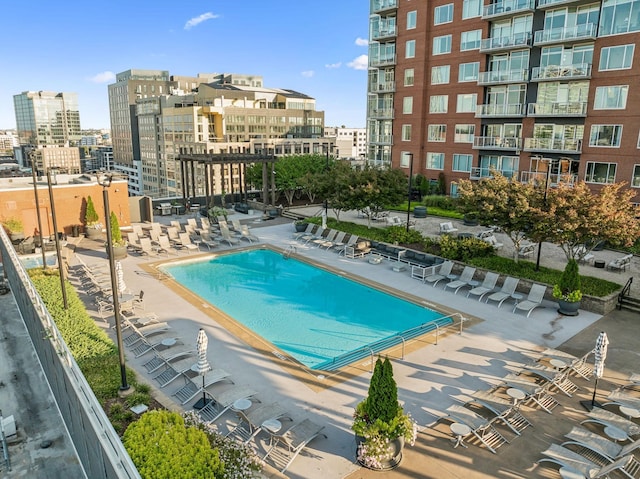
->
581, 331, 609, 411
115, 260, 126, 296
194, 328, 212, 409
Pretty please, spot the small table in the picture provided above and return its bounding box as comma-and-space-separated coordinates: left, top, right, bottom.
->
507, 387, 526, 405
604, 425, 628, 442
262, 418, 282, 434
594, 260, 605, 269
161, 338, 177, 347
446, 274, 459, 282
559, 466, 586, 479
467, 280, 480, 288
392, 262, 406, 272
450, 422, 471, 448
232, 398, 252, 412
510, 293, 523, 305
550, 358, 567, 371
619, 405, 640, 420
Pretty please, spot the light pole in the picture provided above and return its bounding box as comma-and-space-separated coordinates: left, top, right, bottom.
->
46, 169, 68, 309
29, 151, 47, 269
406, 153, 414, 232
535, 160, 552, 271
323, 145, 330, 229
98, 174, 129, 391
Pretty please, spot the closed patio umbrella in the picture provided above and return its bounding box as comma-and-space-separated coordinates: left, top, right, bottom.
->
581, 331, 609, 411
115, 260, 126, 296
194, 328, 212, 409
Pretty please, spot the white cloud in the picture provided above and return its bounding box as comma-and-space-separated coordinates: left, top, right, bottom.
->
325, 62, 342, 69
301, 70, 315, 78
184, 12, 219, 30
347, 55, 368, 70
89, 71, 116, 83
355, 37, 368, 46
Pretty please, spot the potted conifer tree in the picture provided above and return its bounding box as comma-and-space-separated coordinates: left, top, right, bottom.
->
84, 195, 103, 240
553, 259, 582, 316
106, 211, 128, 260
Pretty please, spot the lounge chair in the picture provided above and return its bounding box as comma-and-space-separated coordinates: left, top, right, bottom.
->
127, 232, 142, 253
131, 334, 182, 358
227, 402, 291, 444
177, 232, 200, 253
605, 389, 640, 410
198, 385, 259, 423
573, 244, 595, 265
153, 356, 200, 387
171, 370, 233, 405
301, 227, 326, 245
564, 425, 640, 464
467, 272, 499, 301
518, 243, 536, 258
158, 235, 180, 255
444, 266, 477, 294
292, 223, 314, 240
240, 225, 259, 243
139, 237, 160, 257
521, 364, 580, 397
483, 235, 504, 250
607, 254, 633, 272
123, 322, 171, 347
513, 283, 547, 317
485, 277, 519, 307
439, 222, 459, 235
535, 348, 593, 380
198, 232, 219, 251
166, 226, 181, 245
444, 404, 508, 454
132, 224, 146, 238
262, 418, 327, 473
321, 230, 345, 250
582, 408, 640, 438
499, 373, 559, 414
336, 234, 359, 255
622, 373, 640, 391
142, 346, 195, 373
538, 443, 639, 478
424, 261, 455, 287
469, 390, 532, 436
314, 229, 337, 248
219, 226, 240, 246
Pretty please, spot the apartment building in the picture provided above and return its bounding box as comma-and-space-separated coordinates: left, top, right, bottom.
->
367, 0, 640, 201
324, 126, 368, 159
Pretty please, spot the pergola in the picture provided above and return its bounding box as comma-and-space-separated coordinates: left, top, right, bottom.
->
177, 152, 278, 210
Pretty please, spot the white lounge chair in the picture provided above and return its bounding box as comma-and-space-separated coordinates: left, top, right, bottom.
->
444, 404, 508, 454
564, 425, 640, 463
439, 222, 459, 235
538, 443, 639, 478
444, 266, 477, 294
485, 277, 519, 307
513, 283, 547, 317
424, 261, 455, 287
467, 272, 499, 301
227, 402, 291, 444
171, 370, 233, 405
263, 418, 327, 473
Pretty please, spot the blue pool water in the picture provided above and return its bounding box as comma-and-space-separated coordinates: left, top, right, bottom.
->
20, 254, 57, 269
162, 249, 448, 370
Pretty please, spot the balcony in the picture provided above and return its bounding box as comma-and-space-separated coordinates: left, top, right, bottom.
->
520, 170, 577, 185
533, 23, 596, 46
473, 136, 522, 150
476, 103, 526, 118
480, 32, 532, 53
537, 0, 594, 9
368, 108, 394, 119
369, 55, 396, 67
531, 63, 591, 81
369, 82, 396, 93
523, 137, 582, 153
482, 0, 535, 20
527, 101, 588, 117
372, 0, 397, 14
371, 26, 397, 41
470, 167, 519, 180
477, 69, 529, 85
368, 134, 393, 145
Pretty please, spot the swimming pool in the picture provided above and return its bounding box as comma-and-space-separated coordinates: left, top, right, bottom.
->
20, 253, 57, 269
161, 249, 452, 370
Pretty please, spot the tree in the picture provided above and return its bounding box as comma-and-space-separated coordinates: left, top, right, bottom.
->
109, 211, 124, 246
85, 195, 99, 227
456, 172, 540, 262
543, 182, 640, 261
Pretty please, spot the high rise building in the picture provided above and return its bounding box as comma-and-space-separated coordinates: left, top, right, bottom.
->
366, 0, 640, 201
324, 126, 368, 160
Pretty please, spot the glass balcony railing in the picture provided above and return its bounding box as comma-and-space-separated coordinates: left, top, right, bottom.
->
533, 23, 596, 46
369, 82, 396, 93
368, 134, 393, 144
476, 103, 526, 117
530, 63, 591, 81
520, 170, 577, 185
527, 101, 588, 116
523, 137, 582, 153
371, 26, 397, 40
472, 136, 522, 150
369, 55, 396, 67
470, 167, 519, 179
368, 108, 394, 119
537, 0, 588, 9
371, 0, 397, 13
477, 69, 529, 85
480, 32, 532, 53
482, 0, 535, 20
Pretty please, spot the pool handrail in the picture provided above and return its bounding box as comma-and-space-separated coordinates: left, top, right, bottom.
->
318, 312, 466, 372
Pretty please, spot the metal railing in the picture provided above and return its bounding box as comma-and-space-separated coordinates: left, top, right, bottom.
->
530, 63, 591, 81
476, 103, 525, 117
480, 32, 532, 52
473, 136, 522, 150
534, 23, 596, 45
527, 101, 588, 117
483, 0, 535, 19
477, 69, 529, 85
523, 137, 582, 153
617, 277, 633, 310
317, 312, 465, 372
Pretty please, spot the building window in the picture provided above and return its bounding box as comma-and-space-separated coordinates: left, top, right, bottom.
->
454, 124, 475, 143
599, 44, 635, 70
433, 35, 452, 55
400, 152, 412, 168
429, 95, 448, 113
428, 124, 447, 142
401, 124, 412, 141
631, 165, 640, 187
403, 96, 414, 114
585, 162, 617, 183
589, 125, 623, 147
407, 11, 417, 29
458, 62, 479, 82
456, 93, 477, 113
406, 40, 416, 58
594, 85, 629, 109
426, 152, 445, 169
431, 65, 450, 84
453, 154, 473, 172
599, 0, 640, 36
434, 4, 454, 25
460, 30, 482, 51
404, 68, 414, 86
462, 0, 482, 19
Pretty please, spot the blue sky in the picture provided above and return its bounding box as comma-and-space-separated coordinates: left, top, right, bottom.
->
1, 1, 370, 130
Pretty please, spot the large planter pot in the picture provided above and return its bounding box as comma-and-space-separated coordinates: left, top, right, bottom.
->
106, 244, 128, 260
294, 222, 307, 233
557, 300, 580, 316
86, 228, 102, 240
413, 206, 427, 218
355, 435, 405, 471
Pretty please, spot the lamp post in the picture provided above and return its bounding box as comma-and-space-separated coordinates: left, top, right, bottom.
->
323, 145, 330, 227
406, 153, 414, 232
29, 151, 47, 269
46, 169, 68, 309
535, 160, 552, 271
98, 174, 129, 391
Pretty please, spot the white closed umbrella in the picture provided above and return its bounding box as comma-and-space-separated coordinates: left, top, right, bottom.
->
115, 260, 126, 296
582, 331, 609, 410
195, 328, 212, 409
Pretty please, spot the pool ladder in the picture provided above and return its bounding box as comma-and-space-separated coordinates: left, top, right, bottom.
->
283, 245, 297, 259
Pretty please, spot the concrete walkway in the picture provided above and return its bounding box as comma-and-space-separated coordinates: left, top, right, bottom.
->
64, 208, 638, 479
